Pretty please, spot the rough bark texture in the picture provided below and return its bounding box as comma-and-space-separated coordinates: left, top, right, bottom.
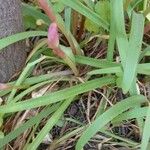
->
0, 0, 27, 83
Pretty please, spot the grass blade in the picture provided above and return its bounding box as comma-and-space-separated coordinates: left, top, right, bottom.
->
0, 104, 60, 148
122, 12, 144, 93
60, 0, 109, 30
27, 97, 74, 150
75, 55, 119, 68
0, 77, 115, 113
112, 107, 148, 124
107, 0, 116, 61
141, 105, 150, 150
76, 95, 146, 150
111, 0, 128, 66
7, 57, 46, 102
0, 31, 47, 51
0, 70, 73, 97
88, 66, 122, 75
22, 3, 50, 25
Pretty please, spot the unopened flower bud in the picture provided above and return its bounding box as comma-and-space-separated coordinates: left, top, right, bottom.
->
48, 23, 59, 49
38, 0, 56, 22
0, 83, 10, 90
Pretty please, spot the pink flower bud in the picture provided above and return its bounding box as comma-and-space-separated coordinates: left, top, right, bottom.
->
48, 23, 59, 49
38, 0, 56, 22
0, 83, 10, 90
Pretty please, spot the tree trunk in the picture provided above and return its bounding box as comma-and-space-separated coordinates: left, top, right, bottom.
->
0, 0, 27, 83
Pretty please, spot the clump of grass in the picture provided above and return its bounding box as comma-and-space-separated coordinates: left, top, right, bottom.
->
0, 0, 150, 150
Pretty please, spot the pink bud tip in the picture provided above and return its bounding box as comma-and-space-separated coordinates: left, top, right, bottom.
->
38, 0, 56, 22
48, 23, 59, 49
0, 83, 10, 90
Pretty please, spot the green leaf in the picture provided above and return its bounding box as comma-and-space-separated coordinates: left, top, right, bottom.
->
112, 107, 148, 124
85, 19, 99, 33
137, 63, 150, 75
75, 55, 120, 68
107, 0, 116, 61
82, 0, 95, 10
53, 1, 65, 13
82, 0, 111, 33
0, 77, 115, 113
141, 106, 150, 150
27, 97, 74, 150
23, 15, 37, 29
60, 46, 78, 75
0, 31, 47, 51
60, 0, 109, 30
0, 71, 72, 97
88, 66, 122, 75
12, 81, 53, 103
0, 104, 60, 148
126, 0, 143, 17
146, 12, 150, 21
76, 95, 146, 150
64, 7, 71, 30
95, 0, 110, 23
122, 12, 144, 93
111, 0, 128, 66
7, 57, 46, 102
140, 45, 150, 59
22, 3, 50, 24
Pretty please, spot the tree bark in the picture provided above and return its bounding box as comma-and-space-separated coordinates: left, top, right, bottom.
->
0, 0, 27, 83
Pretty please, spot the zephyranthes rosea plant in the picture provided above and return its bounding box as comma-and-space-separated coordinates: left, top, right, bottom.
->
0, 0, 149, 150
38, 0, 79, 75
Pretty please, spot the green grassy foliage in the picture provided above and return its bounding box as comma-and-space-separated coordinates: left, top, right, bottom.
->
0, 0, 150, 149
